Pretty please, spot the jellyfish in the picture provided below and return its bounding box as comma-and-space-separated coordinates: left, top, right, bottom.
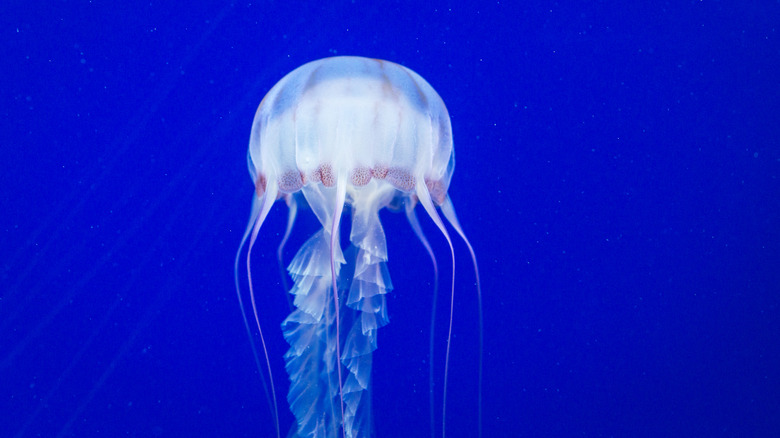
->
235, 56, 481, 438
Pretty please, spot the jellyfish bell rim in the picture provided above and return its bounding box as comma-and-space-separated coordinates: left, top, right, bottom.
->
247, 56, 455, 206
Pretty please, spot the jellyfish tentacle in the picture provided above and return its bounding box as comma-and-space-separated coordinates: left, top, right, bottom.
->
405, 200, 440, 438
330, 176, 348, 438
277, 194, 299, 305
415, 183, 456, 438
234, 195, 278, 436
237, 184, 281, 438
439, 196, 483, 438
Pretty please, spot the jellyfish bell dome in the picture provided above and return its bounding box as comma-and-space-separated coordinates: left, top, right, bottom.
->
247, 56, 454, 206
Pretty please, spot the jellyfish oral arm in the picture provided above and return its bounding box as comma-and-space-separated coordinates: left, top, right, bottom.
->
281, 228, 343, 437
279, 182, 393, 438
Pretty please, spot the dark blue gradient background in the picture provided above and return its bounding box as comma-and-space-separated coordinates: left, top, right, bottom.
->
2, 1, 778, 437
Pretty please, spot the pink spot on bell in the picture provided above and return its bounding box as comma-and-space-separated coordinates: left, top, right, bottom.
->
255, 173, 267, 197
425, 178, 447, 205
386, 167, 415, 191
278, 170, 304, 192
371, 165, 389, 179
350, 167, 372, 186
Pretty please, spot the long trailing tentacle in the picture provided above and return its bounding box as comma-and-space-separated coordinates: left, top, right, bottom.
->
415, 183, 456, 438
277, 194, 299, 310
242, 182, 281, 438
440, 195, 483, 438
234, 195, 276, 432
405, 200, 440, 438
330, 176, 348, 438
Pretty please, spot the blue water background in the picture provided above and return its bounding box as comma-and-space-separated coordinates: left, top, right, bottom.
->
2, 1, 778, 437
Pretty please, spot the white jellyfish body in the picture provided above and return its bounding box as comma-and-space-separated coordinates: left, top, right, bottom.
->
236, 56, 480, 438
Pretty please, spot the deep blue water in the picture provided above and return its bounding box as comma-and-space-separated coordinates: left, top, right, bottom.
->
2, 1, 779, 437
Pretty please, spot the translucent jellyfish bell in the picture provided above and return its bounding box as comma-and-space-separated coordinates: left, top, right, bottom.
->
248, 56, 453, 204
